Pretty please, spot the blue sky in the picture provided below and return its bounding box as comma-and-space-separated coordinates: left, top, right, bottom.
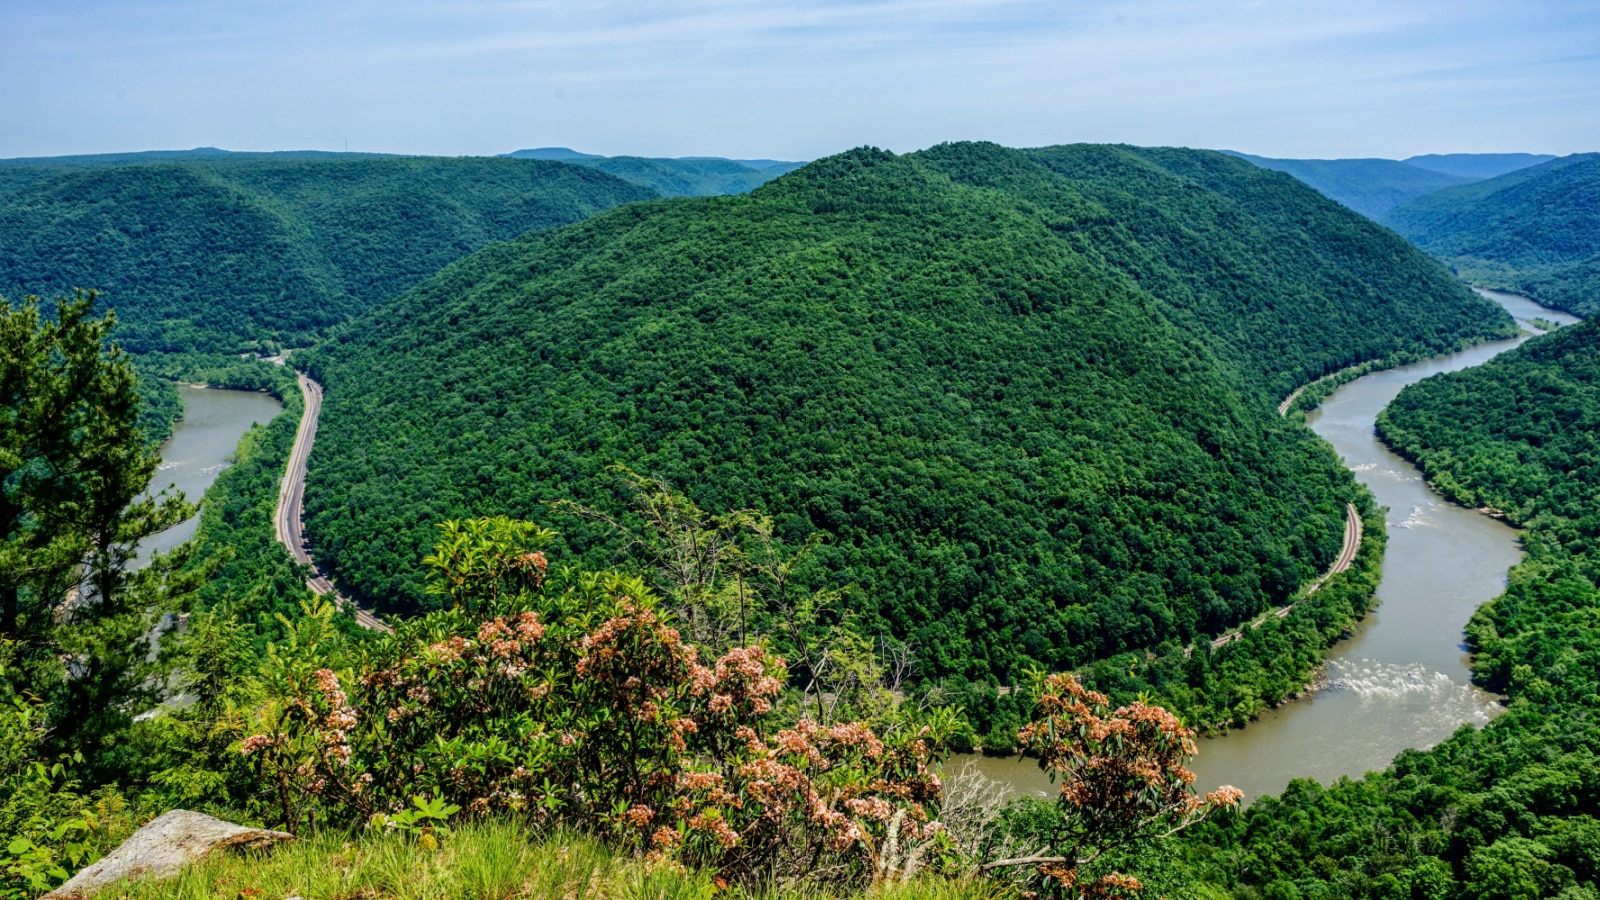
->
3, 0, 1597, 161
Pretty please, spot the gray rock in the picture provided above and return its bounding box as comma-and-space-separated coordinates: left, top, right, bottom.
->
44, 809, 293, 898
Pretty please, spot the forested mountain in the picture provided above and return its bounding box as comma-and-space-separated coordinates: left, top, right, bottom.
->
1185, 321, 1600, 896
0, 156, 657, 352
503, 147, 807, 196
0, 148, 402, 197
1225, 152, 1475, 218
928, 144, 1511, 395
1383, 153, 1600, 315
297, 142, 1512, 680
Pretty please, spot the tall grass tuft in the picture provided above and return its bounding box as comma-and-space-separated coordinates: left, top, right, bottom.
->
83, 818, 1023, 900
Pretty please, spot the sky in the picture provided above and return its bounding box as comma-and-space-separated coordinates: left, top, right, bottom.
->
3, 0, 1598, 162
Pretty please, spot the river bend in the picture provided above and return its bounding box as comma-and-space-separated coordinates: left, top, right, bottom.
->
967, 290, 1582, 801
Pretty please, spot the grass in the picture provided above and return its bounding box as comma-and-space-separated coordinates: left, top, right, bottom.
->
88, 820, 1017, 900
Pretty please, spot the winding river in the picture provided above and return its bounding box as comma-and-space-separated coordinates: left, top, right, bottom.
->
149, 294, 1583, 802
138, 385, 283, 564
965, 289, 1582, 802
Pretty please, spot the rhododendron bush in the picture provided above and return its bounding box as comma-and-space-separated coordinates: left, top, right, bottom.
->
241, 518, 950, 883
240, 516, 1238, 894
989, 673, 1241, 898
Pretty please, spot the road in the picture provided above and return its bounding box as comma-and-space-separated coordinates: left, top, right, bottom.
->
275, 373, 390, 632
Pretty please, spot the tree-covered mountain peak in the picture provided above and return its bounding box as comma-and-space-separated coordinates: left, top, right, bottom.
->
297, 141, 1512, 681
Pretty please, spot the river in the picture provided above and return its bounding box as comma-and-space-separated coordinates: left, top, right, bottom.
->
962, 290, 1582, 802
138, 385, 284, 563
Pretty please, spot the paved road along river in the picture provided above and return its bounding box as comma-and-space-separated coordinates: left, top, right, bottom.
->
964, 290, 1583, 802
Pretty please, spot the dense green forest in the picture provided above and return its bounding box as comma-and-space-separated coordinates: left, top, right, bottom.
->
1378, 318, 1600, 536
1179, 320, 1600, 897
922, 144, 1514, 396
1383, 154, 1600, 316
5, 296, 1249, 900
0, 156, 657, 352
502, 147, 807, 196
1225, 152, 1476, 219
296, 143, 1511, 682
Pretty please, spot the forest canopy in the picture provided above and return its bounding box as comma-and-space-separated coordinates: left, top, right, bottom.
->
0, 156, 658, 353
296, 143, 1513, 681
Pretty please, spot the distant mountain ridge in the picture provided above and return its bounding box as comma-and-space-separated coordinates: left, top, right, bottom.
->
0, 155, 656, 352
1222, 152, 1474, 218
1225, 150, 1556, 219
501, 147, 807, 196
0, 146, 396, 169
1402, 152, 1558, 179
1382, 153, 1600, 316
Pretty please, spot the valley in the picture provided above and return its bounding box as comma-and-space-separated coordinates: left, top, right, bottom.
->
10, 139, 1597, 900
294, 145, 1512, 701
272, 373, 388, 632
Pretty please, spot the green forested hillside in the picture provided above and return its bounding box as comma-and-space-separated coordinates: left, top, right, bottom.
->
1225, 151, 1476, 218
926, 144, 1511, 395
1379, 319, 1600, 563
501, 147, 807, 196
1184, 321, 1600, 897
297, 143, 1511, 681
1383, 153, 1600, 315
0, 157, 657, 352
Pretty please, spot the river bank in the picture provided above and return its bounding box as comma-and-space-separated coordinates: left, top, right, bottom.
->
961, 291, 1582, 801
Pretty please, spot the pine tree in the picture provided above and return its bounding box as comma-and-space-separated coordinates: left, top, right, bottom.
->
0, 291, 199, 773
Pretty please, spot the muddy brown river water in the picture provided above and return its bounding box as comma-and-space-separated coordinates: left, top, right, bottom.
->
138, 385, 283, 564
960, 290, 1582, 802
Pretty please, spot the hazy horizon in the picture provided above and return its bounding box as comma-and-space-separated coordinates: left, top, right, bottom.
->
4, 1, 1597, 161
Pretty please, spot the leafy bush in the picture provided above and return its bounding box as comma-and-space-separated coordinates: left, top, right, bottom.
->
0, 692, 96, 899
240, 518, 950, 886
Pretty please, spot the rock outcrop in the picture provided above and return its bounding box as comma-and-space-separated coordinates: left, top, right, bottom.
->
44, 809, 292, 898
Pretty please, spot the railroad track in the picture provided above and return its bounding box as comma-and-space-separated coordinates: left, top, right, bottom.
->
1204, 502, 1362, 651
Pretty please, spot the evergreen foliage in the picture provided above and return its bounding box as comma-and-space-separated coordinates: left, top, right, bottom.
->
296, 143, 1512, 682
0, 157, 657, 353
1383, 153, 1600, 315
0, 292, 202, 811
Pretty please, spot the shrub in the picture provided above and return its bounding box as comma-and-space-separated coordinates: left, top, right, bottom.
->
242, 518, 952, 886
